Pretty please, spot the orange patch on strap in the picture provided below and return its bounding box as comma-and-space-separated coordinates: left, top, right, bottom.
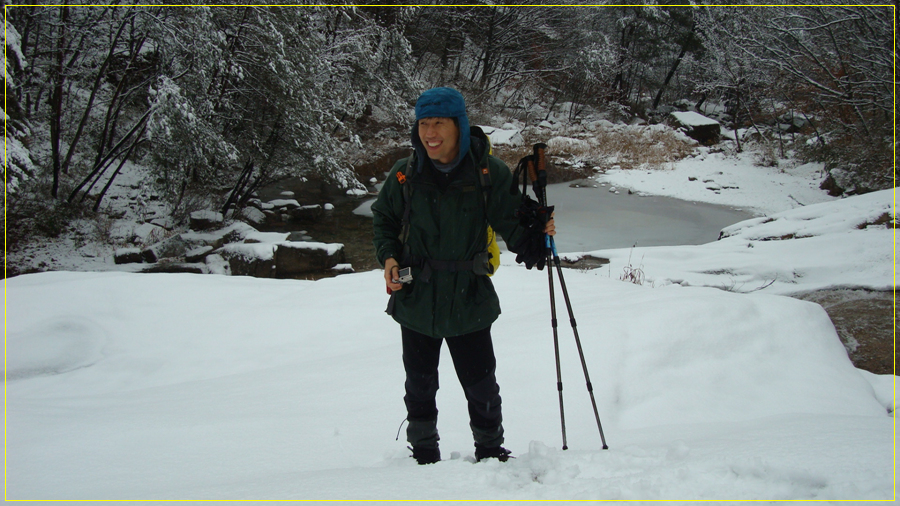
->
482, 167, 490, 175
397, 172, 407, 184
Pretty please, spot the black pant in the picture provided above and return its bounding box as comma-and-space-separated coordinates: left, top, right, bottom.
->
402, 325, 504, 447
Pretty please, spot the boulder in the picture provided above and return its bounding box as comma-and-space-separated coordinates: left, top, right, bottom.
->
670, 111, 720, 145
268, 199, 301, 212
219, 242, 277, 278
820, 167, 874, 197
205, 254, 231, 275
776, 113, 810, 134
133, 223, 166, 245
180, 222, 258, 250
262, 210, 281, 225
274, 242, 346, 276
141, 234, 190, 263
149, 218, 174, 230
141, 262, 207, 274
189, 210, 224, 231
820, 173, 845, 197
240, 206, 267, 227
287, 231, 313, 242
114, 247, 143, 265
185, 245, 215, 263
244, 231, 290, 244
289, 204, 323, 221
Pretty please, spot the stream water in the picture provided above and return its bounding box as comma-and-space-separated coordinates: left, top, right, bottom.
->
542, 181, 754, 252
260, 176, 755, 273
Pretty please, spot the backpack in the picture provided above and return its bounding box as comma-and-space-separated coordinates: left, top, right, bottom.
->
396, 137, 500, 277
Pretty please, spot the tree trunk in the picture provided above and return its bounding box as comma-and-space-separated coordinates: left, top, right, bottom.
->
49, 5, 68, 199
733, 93, 742, 153
652, 44, 688, 110
93, 124, 147, 212
69, 107, 153, 203
59, 13, 131, 178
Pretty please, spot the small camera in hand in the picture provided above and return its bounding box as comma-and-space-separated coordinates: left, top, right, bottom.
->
395, 267, 413, 284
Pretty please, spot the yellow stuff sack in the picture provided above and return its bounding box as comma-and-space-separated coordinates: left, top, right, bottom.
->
486, 226, 500, 277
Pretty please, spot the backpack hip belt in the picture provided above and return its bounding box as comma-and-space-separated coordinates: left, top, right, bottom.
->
404, 252, 494, 283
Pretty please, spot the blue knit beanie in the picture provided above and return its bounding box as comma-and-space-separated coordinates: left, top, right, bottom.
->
414, 87, 470, 169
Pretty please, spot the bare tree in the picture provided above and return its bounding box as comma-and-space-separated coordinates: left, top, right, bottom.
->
729, 5, 893, 187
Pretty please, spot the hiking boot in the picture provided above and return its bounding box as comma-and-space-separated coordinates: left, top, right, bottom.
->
474, 444, 511, 462
409, 445, 441, 465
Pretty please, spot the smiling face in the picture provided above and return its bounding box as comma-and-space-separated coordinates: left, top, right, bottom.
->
418, 117, 460, 165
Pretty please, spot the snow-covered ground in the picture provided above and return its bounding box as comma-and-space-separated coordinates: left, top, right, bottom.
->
5, 133, 897, 501
601, 147, 836, 216
572, 150, 895, 298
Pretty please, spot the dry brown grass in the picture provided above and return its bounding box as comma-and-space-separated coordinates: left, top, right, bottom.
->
588, 127, 696, 170
495, 125, 697, 180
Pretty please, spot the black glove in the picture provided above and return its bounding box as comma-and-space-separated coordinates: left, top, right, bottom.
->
512, 197, 554, 270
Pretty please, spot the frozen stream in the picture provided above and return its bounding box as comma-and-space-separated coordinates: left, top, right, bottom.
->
539, 180, 755, 253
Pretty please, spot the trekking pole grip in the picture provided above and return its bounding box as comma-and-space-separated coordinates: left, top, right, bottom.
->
533, 143, 549, 203
534, 143, 548, 174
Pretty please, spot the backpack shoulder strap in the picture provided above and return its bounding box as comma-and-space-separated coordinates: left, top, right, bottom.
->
398, 151, 417, 244
471, 136, 493, 206
478, 159, 492, 206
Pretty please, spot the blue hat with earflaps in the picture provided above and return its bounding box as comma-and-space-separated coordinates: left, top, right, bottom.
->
414, 87, 470, 170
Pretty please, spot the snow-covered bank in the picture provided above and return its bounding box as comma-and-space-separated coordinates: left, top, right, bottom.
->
5, 257, 896, 499
601, 149, 835, 216
566, 188, 896, 298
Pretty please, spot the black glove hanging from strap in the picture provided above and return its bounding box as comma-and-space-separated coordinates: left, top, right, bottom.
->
512, 195, 553, 270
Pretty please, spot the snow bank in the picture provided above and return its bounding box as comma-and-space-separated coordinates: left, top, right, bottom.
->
602, 149, 836, 215
720, 188, 895, 241
572, 189, 895, 295
5, 268, 894, 500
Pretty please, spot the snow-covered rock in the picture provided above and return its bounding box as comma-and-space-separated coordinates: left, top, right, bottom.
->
113, 248, 142, 265
181, 222, 257, 250
204, 253, 230, 275
290, 204, 323, 221
478, 125, 524, 147
149, 217, 174, 230
670, 111, 721, 144
240, 206, 266, 227
141, 234, 190, 263
133, 223, 166, 245
185, 245, 214, 263
219, 242, 277, 278
267, 199, 301, 210
189, 210, 224, 231
274, 241, 346, 276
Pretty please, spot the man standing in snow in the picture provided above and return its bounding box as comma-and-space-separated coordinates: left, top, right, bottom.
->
372, 87, 554, 464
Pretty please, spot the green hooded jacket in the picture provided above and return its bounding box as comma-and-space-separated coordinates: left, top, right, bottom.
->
372, 127, 527, 338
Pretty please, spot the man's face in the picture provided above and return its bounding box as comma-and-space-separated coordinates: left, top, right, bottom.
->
418, 117, 459, 165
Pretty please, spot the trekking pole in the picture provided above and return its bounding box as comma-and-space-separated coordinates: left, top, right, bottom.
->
527, 155, 568, 451
533, 143, 610, 451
